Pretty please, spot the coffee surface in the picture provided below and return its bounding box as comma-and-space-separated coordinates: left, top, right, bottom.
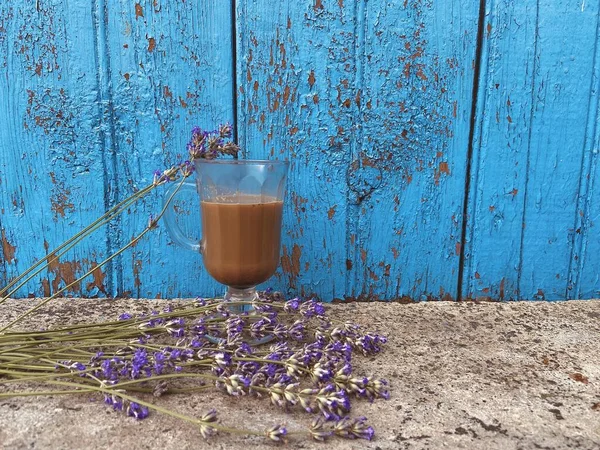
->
201, 196, 283, 288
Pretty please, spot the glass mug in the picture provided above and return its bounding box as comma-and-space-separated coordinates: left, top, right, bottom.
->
164, 159, 289, 305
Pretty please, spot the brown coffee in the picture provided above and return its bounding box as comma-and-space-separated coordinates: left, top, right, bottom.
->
201, 195, 283, 288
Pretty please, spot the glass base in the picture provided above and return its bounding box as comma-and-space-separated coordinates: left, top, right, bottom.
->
203, 286, 274, 345
223, 286, 260, 313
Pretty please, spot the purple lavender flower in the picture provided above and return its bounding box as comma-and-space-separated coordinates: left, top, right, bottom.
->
180, 160, 194, 177
118, 312, 133, 321
214, 352, 232, 369
349, 416, 375, 440
316, 385, 351, 420
193, 318, 208, 336
250, 317, 274, 338
309, 417, 333, 441
365, 378, 390, 400
199, 409, 218, 438
70, 362, 86, 372
127, 402, 149, 420
89, 351, 104, 365
284, 298, 301, 312
225, 316, 244, 340
311, 362, 334, 383
355, 333, 387, 355
104, 394, 123, 411
219, 122, 233, 138
265, 424, 287, 442
153, 351, 166, 375
207, 134, 224, 151
235, 342, 253, 356
300, 299, 326, 318
314, 302, 326, 316
165, 318, 185, 338
188, 126, 208, 159
130, 348, 149, 379
153, 167, 177, 185
287, 320, 307, 341
152, 169, 162, 185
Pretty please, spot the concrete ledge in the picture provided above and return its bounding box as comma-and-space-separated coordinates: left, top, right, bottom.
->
1, 299, 599, 449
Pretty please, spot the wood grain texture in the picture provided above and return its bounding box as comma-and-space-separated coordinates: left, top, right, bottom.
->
346, 0, 480, 300
237, 0, 480, 300
463, 0, 600, 300
2, 0, 600, 300
0, 0, 112, 297
104, 0, 234, 298
236, 0, 355, 299
577, 5, 600, 300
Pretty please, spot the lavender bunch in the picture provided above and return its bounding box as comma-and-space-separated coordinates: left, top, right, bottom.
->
0, 295, 390, 444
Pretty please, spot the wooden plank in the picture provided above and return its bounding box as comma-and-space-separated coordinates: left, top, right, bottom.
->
577, 11, 600, 300
464, 0, 600, 300
236, 0, 356, 299
104, 0, 234, 297
346, 0, 480, 300
0, 1, 112, 297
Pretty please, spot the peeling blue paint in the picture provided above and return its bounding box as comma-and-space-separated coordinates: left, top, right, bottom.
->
464, 0, 600, 301
0, 1, 599, 300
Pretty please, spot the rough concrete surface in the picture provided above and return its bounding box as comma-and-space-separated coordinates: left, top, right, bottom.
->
0, 299, 599, 450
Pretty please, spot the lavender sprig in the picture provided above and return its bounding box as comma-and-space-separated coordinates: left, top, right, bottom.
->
187, 124, 239, 160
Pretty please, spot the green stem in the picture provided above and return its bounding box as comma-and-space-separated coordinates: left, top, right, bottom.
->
0, 184, 156, 302
0, 173, 186, 332
44, 379, 267, 436
0, 389, 95, 397
0, 384, 213, 399
0, 299, 273, 339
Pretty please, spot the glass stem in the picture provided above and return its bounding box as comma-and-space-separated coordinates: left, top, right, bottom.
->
223, 286, 259, 313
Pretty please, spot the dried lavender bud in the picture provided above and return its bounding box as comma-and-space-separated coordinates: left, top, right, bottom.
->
153, 167, 178, 185
365, 377, 390, 400
300, 299, 326, 318
179, 160, 194, 177
221, 142, 240, 157
187, 123, 239, 160
153, 381, 169, 397
309, 417, 333, 441
265, 424, 287, 442
218, 374, 250, 396
199, 409, 219, 438
219, 122, 233, 138
199, 424, 217, 439
147, 215, 158, 229
127, 402, 149, 420
297, 387, 319, 412
333, 415, 375, 440
268, 382, 299, 407
214, 352, 232, 369
187, 126, 207, 159
315, 385, 351, 420
311, 362, 334, 384
284, 298, 301, 312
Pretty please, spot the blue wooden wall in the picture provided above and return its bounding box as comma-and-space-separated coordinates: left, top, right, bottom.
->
0, 0, 598, 301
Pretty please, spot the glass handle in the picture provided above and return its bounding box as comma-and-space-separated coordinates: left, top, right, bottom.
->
163, 179, 203, 254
